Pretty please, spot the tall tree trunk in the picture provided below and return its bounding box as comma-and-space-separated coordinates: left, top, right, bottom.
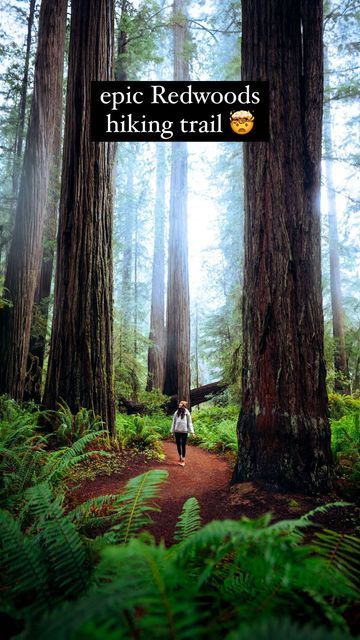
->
232, 0, 332, 493
163, 0, 191, 405
0, 0, 67, 400
324, 47, 349, 393
25, 31, 65, 403
116, 0, 128, 81
194, 302, 200, 389
147, 143, 166, 392
13, 0, 36, 197
44, 0, 115, 434
24, 117, 63, 403
121, 159, 134, 325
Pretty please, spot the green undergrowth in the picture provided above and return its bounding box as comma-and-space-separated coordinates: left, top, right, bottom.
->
2, 392, 359, 489
116, 413, 167, 458
116, 404, 239, 458
329, 393, 360, 421
1, 465, 359, 639
116, 397, 360, 478
0, 396, 111, 509
191, 403, 238, 456
329, 394, 360, 492
1, 395, 360, 638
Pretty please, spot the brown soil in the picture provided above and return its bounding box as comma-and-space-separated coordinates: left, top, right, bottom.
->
69, 441, 359, 546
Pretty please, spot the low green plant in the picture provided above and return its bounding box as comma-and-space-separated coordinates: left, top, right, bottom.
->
329, 393, 360, 420
331, 412, 360, 486
137, 388, 171, 414
0, 396, 110, 510
49, 400, 105, 446
0, 469, 169, 631
19, 502, 359, 640
191, 405, 238, 454
2, 397, 359, 639
116, 414, 164, 457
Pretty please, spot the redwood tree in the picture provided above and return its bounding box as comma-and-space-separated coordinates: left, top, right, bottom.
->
232, 0, 332, 493
13, 0, 36, 197
147, 143, 166, 392
0, 0, 67, 400
44, 0, 115, 433
163, 0, 191, 405
324, 47, 349, 393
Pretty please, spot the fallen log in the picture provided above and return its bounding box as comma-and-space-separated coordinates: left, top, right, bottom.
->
118, 380, 227, 415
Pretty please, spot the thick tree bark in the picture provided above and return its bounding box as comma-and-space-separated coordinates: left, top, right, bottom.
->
24, 54, 64, 403
232, 0, 332, 493
119, 380, 225, 414
147, 143, 166, 392
324, 48, 349, 393
164, 0, 191, 405
44, 0, 115, 434
0, 0, 67, 400
121, 159, 134, 324
13, 0, 36, 197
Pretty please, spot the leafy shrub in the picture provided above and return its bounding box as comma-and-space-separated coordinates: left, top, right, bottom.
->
192, 404, 238, 454
331, 412, 360, 486
137, 388, 170, 414
49, 401, 105, 446
328, 393, 360, 420
0, 396, 110, 510
116, 414, 164, 457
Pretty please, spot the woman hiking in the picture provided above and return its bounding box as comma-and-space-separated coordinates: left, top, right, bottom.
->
170, 400, 194, 466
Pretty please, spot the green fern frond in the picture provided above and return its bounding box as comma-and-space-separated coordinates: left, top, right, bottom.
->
312, 528, 360, 589
7, 448, 43, 494
41, 430, 110, 483
176, 513, 358, 626
0, 508, 50, 613
174, 497, 201, 542
225, 617, 353, 640
23, 482, 90, 597
97, 541, 203, 638
27, 540, 202, 640
266, 502, 350, 539
68, 494, 120, 532
102, 469, 168, 544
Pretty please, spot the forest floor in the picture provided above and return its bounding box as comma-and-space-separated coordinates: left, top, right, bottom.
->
69, 441, 358, 546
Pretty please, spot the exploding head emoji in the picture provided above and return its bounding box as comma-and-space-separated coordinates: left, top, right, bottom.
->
230, 110, 254, 135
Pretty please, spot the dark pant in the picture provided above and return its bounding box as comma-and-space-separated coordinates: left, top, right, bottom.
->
175, 432, 188, 458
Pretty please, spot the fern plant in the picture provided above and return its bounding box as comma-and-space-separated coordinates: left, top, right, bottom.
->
22, 502, 360, 640
116, 414, 163, 457
0, 483, 91, 622
0, 397, 113, 511
51, 401, 105, 446
101, 469, 168, 544
174, 497, 202, 542
0, 469, 169, 632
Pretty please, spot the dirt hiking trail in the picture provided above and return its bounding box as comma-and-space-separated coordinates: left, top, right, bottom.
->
70, 441, 357, 546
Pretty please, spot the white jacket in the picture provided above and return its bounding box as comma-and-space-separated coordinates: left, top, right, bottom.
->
170, 408, 194, 434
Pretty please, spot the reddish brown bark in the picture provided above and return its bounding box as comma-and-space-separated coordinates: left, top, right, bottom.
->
0, 0, 67, 400
147, 143, 166, 392
164, 0, 191, 406
24, 194, 59, 403
24, 58, 64, 404
13, 0, 36, 196
44, 0, 115, 433
232, 0, 332, 493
